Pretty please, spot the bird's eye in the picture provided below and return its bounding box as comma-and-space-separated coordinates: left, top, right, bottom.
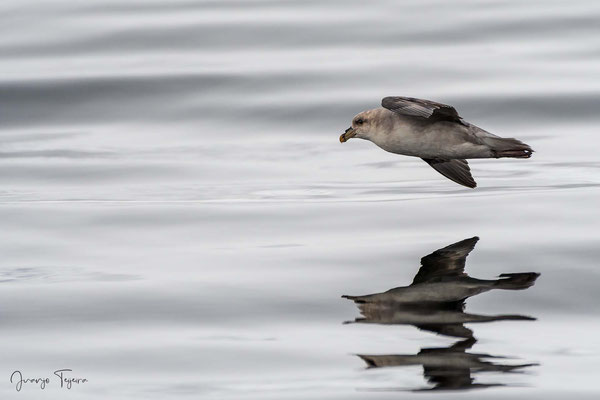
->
355, 118, 364, 125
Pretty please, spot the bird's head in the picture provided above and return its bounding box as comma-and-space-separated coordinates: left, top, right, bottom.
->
339, 109, 380, 143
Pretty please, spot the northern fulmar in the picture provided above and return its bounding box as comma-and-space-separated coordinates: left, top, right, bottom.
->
339, 96, 533, 188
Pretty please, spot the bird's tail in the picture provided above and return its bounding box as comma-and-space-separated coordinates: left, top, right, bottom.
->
493, 272, 540, 290
483, 137, 533, 158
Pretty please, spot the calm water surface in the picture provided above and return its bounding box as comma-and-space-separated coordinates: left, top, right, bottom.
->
1, 0, 600, 398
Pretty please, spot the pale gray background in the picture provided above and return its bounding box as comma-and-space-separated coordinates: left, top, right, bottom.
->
1, 0, 599, 398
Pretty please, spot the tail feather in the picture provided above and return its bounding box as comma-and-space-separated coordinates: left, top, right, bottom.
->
493, 272, 540, 290
484, 137, 533, 158
493, 314, 536, 321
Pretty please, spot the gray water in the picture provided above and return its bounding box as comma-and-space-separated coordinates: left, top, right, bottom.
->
1, 0, 600, 398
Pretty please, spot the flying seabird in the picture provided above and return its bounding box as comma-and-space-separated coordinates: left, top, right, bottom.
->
339, 96, 533, 188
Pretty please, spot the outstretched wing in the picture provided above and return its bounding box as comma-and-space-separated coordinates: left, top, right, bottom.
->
411, 237, 479, 285
382, 96, 462, 122
422, 158, 477, 188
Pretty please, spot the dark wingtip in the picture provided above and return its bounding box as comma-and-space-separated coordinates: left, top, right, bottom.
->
460, 177, 477, 188
422, 158, 477, 189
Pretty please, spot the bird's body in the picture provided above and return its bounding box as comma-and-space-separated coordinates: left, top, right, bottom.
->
358, 108, 498, 159
340, 97, 533, 188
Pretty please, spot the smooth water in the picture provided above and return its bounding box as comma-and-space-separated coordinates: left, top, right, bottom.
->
1, 0, 599, 398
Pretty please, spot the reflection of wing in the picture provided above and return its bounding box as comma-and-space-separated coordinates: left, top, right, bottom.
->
423, 370, 475, 390
416, 323, 473, 339
421, 337, 476, 353
412, 237, 479, 285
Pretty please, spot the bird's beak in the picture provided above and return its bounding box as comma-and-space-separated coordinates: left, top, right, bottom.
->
340, 127, 355, 143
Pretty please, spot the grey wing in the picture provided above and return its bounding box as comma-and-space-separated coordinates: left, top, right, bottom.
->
422, 158, 477, 189
411, 237, 479, 285
382, 96, 462, 122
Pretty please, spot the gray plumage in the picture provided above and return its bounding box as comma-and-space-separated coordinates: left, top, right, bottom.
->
339, 96, 533, 188
382, 96, 462, 122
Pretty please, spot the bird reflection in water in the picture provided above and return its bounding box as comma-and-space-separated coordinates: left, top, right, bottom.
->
343, 237, 540, 391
